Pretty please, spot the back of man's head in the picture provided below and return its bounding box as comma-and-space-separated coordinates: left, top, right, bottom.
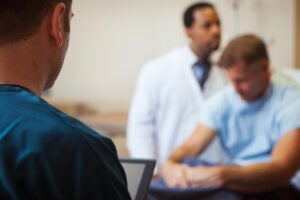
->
0, 0, 72, 46
183, 2, 215, 28
219, 34, 269, 69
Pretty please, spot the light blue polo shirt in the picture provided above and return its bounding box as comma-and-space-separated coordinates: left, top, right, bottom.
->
198, 73, 300, 165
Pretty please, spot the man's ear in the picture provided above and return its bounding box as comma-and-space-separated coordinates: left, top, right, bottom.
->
50, 3, 66, 48
260, 59, 269, 72
185, 28, 192, 39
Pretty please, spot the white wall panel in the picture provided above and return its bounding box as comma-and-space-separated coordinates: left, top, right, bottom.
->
50, 0, 295, 112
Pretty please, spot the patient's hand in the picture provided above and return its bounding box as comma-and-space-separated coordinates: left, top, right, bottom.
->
185, 166, 224, 188
160, 160, 189, 188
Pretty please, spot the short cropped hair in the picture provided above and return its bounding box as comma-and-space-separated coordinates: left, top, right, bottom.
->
219, 34, 269, 69
0, 0, 72, 45
183, 2, 215, 28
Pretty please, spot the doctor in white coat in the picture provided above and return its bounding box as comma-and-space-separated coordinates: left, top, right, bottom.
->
127, 2, 228, 174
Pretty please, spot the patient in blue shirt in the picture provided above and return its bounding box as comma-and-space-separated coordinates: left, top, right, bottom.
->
199, 73, 300, 167
154, 34, 300, 199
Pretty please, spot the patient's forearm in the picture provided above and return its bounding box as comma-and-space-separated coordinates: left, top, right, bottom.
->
168, 124, 216, 163
221, 162, 294, 193
168, 145, 195, 163
222, 129, 300, 193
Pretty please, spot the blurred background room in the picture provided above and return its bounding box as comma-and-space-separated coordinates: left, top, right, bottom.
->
43, 0, 300, 157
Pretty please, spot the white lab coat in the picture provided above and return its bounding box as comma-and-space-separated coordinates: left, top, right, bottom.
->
127, 45, 228, 172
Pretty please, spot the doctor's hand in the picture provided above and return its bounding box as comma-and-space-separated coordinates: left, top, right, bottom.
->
185, 166, 224, 188
160, 160, 189, 188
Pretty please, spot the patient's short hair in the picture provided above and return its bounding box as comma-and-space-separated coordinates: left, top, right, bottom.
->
0, 0, 72, 45
219, 34, 269, 69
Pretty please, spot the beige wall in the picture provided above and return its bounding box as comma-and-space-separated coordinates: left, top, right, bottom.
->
50, 0, 296, 113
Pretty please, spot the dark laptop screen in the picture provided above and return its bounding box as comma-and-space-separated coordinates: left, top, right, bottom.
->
120, 158, 155, 200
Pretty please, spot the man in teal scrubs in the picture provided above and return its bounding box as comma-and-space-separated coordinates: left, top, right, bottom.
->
0, 1, 130, 199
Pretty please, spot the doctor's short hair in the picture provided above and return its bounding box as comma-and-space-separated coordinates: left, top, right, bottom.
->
0, 0, 72, 46
183, 2, 215, 28
219, 34, 269, 69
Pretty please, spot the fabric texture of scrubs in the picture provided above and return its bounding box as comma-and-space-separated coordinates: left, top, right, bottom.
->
0, 85, 131, 200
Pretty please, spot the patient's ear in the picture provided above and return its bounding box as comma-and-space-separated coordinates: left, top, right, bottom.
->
50, 3, 67, 48
260, 59, 269, 72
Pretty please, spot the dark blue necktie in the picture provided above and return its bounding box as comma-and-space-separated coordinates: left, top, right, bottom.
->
192, 61, 211, 89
